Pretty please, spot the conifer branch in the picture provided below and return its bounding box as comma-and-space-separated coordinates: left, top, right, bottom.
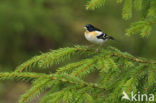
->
0, 72, 48, 80
126, 17, 156, 37
15, 46, 88, 72
1, 46, 156, 103
86, 0, 156, 37
126, 64, 146, 94
19, 79, 52, 103
147, 1, 156, 17
56, 59, 90, 73
72, 59, 96, 77
111, 53, 156, 65
86, 0, 106, 10
0, 72, 105, 90
134, 0, 143, 10
122, 0, 133, 20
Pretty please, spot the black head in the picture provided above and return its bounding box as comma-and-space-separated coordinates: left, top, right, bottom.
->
84, 24, 101, 32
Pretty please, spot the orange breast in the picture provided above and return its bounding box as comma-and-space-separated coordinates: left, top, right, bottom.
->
85, 30, 98, 37
85, 30, 89, 35
91, 32, 98, 36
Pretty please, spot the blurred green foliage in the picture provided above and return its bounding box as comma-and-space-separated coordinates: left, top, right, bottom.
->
0, 0, 78, 68
0, 0, 156, 102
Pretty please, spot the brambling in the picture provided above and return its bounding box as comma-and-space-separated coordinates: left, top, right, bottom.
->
84, 24, 114, 45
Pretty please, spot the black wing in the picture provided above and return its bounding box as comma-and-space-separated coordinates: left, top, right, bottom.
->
96, 33, 107, 40
97, 33, 114, 40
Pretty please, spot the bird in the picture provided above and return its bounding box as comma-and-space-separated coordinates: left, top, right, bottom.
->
84, 24, 115, 51
84, 24, 114, 45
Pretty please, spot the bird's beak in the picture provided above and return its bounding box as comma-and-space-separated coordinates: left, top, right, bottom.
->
84, 27, 87, 29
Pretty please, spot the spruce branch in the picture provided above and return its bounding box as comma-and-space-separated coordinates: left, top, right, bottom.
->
141, 0, 150, 18
126, 17, 156, 37
134, 0, 143, 10
148, 65, 156, 86
71, 58, 96, 77
56, 58, 91, 73
40, 86, 94, 103
0, 72, 105, 90
86, 0, 106, 10
122, 0, 133, 20
111, 53, 156, 65
147, 1, 156, 17
86, 0, 156, 37
124, 64, 146, 94
0, 72, 48, 80
15, 45, 88, 72
19, 78, 53, 103
38, 46, 86, 68
1, 46, 156, 103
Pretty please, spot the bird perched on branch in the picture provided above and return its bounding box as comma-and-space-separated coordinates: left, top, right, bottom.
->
84, 24, 115, 51
84, 24, 114, 44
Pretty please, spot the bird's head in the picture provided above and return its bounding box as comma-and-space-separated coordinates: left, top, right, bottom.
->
84, 24, 95, 31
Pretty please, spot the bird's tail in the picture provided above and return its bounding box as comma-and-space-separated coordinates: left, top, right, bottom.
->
107, 36, 114, 40
108, 36, 119, 42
